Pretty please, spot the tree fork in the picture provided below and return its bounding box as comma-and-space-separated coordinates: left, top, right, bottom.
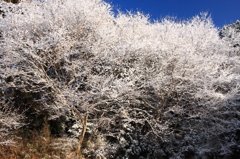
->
72, 107, 89, 158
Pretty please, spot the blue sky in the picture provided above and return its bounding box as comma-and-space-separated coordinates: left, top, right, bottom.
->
105, 0, 240, 28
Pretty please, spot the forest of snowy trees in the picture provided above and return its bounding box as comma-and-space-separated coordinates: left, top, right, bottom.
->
0, 0, 239, 158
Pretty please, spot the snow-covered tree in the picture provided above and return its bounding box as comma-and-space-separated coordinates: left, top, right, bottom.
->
0, 0, 239, 158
